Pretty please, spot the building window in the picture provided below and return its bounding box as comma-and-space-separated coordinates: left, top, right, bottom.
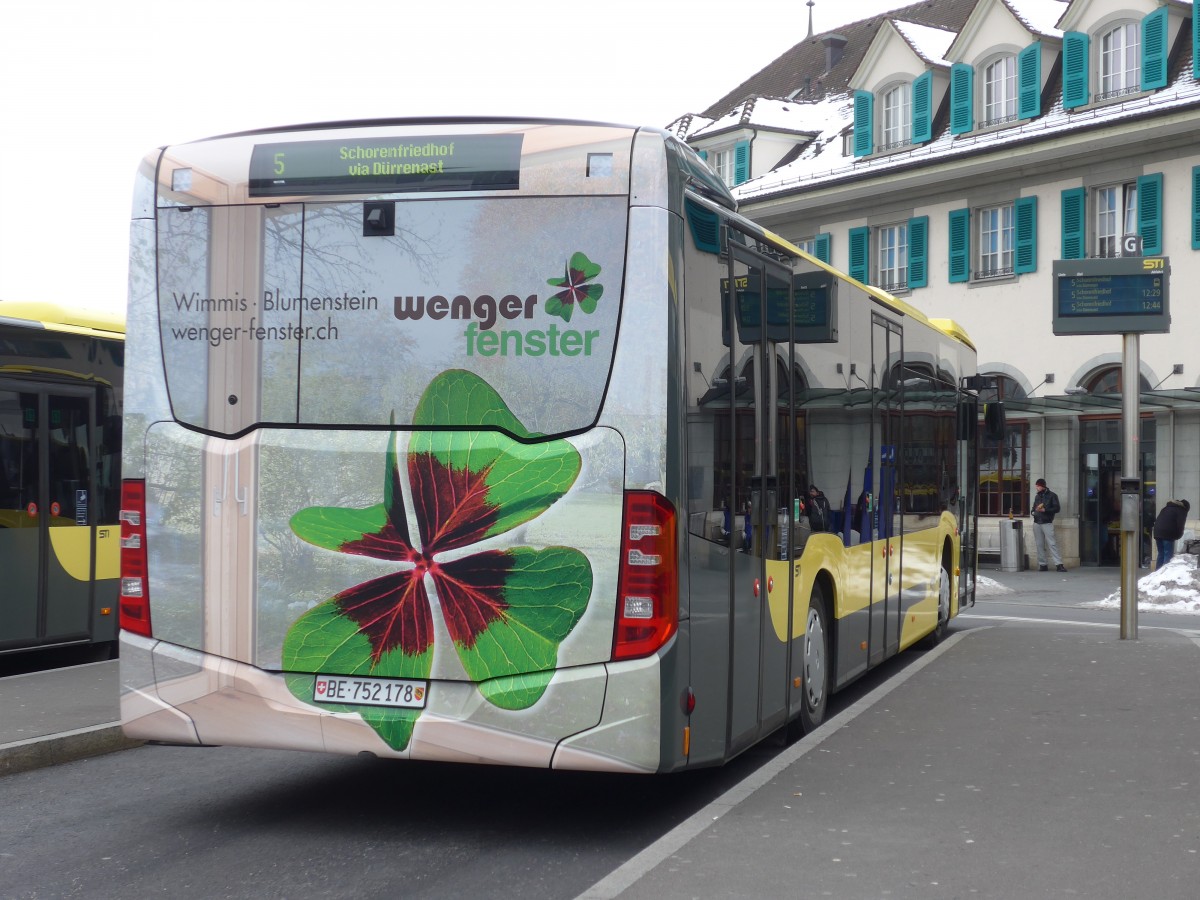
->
977, 374, 1029, 517
795, 237, 817, 256
1095, 182, 1137, 258
881, 82, 911, 150
877, 223, 908, 291
1098, 22, 1140, 100
978, 204, 1014, 277
983, 55, 1017, 125
710, 148, 734, 187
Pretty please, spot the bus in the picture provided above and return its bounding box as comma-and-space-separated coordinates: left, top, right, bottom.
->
0, 301, 124, 660
119, 119, 980, 772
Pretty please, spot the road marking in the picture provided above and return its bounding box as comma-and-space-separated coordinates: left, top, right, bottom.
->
962, 612, 1200, 637
573, 630, 976, 900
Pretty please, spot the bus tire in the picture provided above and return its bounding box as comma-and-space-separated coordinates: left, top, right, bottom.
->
798, 583, 829, 734
921, 555, 952, 649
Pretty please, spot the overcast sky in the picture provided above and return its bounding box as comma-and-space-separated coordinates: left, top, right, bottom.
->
0, 0, 903, 320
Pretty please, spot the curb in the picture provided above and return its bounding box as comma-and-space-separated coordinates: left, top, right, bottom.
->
0, 723, 144, 778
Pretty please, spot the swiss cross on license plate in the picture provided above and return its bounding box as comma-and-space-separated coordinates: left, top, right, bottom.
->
312, 675, 427, 709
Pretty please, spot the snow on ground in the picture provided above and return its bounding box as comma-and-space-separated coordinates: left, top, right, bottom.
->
1085, 553, 1200, 616
974, 574, 1015, 597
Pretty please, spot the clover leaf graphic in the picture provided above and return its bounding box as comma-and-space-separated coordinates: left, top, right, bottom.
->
545, 251, 603, 323
282, 369, 592, 752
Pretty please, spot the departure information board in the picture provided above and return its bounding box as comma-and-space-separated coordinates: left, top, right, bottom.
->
1052, 258, 1170, 335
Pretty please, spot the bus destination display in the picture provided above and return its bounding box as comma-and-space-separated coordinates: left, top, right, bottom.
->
249, 134, 523, 197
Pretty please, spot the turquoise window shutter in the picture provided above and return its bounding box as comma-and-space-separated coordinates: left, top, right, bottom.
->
1061, 188, 1086, 259
853, 91, 874, 157
950, 64, 974, 134
1018, 43, 1042, 119
1015, 196, 1038, 273
1142, 8, 1168, 90
849, 227, 870, 283
948, 209, 970, 283
1192, 166, 1200, 249
908, 216, 929, 288
734, 140, 750, 185
1194, 0, 1200, 80
698, 149, 707, 161
1063, 32, 1090, 109
814, 232, 831, 264
1137, 173, 1164, 255
912, 72, 933, 144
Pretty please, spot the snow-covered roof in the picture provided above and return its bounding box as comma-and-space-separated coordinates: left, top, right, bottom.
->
733, 60, 1200, 202
892, 20, 956, 67
1003, 0, 1066, 38
684, 97, 827, 140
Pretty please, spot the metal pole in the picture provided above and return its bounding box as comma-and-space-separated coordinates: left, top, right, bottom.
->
1120, 333, 1140, 639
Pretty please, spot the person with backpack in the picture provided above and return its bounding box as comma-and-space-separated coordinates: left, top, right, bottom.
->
806, 484, 831, 533
1152, 498, 1190, 569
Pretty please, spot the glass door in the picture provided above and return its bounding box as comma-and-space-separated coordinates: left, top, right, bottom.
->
0, 384, 96, 648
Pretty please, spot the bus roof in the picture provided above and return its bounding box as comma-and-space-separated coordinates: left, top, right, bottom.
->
0, 301, 125, 340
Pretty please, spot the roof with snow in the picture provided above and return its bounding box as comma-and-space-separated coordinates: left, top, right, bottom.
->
891, 20, 956, 67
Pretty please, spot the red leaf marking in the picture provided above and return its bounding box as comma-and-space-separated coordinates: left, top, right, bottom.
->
408, 452, 501, 554
434, 551, 514, 648
335, 568, 434, 662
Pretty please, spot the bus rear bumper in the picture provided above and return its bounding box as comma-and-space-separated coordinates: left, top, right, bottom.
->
119, 633, 663, 770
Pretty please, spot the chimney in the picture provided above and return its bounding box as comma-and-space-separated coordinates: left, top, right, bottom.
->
823, 33, 847, 71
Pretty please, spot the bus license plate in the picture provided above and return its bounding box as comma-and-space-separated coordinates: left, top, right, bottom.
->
313, 675, 427, 709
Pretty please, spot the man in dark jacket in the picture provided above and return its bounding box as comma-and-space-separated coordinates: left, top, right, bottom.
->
1032, 478, 1065, 572
1153, 499, 1190, 569
807, 484, 832, 533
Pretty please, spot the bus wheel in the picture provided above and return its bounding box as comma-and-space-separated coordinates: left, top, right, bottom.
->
921, 558, 952, 649
799, 584, 829, 733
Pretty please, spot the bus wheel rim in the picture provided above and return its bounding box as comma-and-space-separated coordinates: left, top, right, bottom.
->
804, 607, 825, 707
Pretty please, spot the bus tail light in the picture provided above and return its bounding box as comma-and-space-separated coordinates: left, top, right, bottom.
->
613, 491, 678, 660
119, 479, 153, 638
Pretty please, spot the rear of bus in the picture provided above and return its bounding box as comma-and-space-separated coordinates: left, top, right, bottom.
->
119, 120, 689, 772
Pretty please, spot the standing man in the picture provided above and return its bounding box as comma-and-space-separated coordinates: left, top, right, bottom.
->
806, 484, 831, 533
1032, 478, 1066, 572
1152, 498, 1190, 569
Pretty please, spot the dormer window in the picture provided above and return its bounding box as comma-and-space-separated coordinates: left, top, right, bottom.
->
983, 55, 1017, 126
698, 140, 750, 187
1063, 8, 1168, 109
1098, 22, 1140, 100
880, 82, 912, 150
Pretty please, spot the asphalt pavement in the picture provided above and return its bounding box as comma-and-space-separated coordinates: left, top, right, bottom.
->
4, 564, 1200, 898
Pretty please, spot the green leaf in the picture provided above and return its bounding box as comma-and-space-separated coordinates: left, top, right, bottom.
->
290, 504, 389, 552
577, 283, 603, 314
411, 371, 581, 539
282, 599, 433, 752
568, 251, 601, 280
450, 546, 591, 709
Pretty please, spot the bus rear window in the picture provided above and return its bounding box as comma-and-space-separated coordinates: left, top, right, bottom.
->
156, 196, 628, 435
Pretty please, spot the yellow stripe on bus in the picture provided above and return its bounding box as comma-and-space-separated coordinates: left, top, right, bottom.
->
47, 527, 120, 581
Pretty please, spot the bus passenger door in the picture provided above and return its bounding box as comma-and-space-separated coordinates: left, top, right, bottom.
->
870, 314, 903, 662
726, 246, 790, 750
0, 386, 96, 650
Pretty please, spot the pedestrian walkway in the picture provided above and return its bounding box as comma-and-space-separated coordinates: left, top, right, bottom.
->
579, 568, 1200, 899
0, 659, 137, 776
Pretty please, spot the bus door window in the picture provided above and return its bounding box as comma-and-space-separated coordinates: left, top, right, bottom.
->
47, 395, 91, 526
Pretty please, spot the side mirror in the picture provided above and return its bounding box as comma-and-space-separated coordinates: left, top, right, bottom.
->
983, 401, 1007, 441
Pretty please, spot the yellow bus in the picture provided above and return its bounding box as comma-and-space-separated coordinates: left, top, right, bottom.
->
0, 301, 123, 659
